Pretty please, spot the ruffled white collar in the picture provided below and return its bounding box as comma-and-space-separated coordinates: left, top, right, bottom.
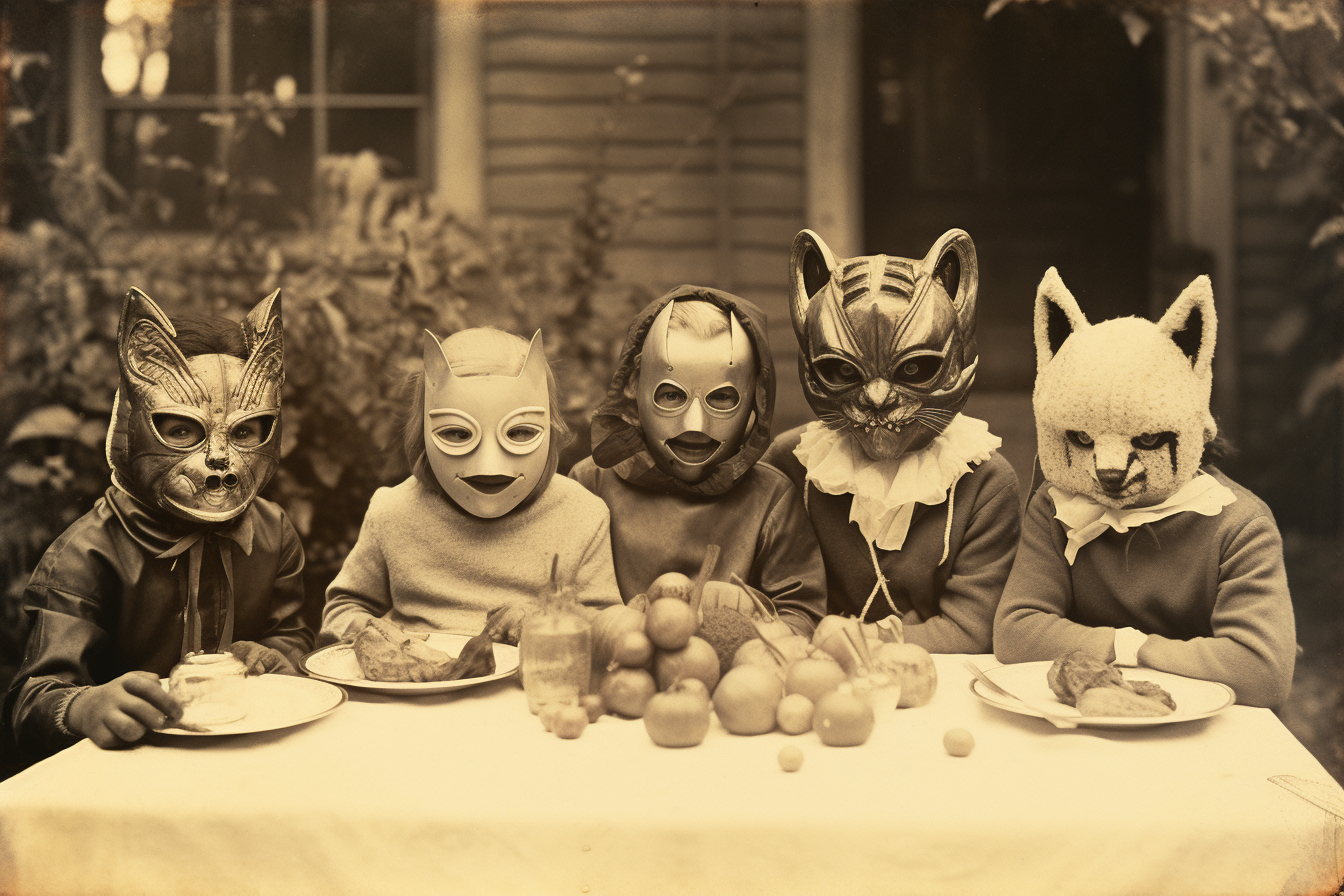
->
793, 415, 1001, 550
1049, 472, 1238, 565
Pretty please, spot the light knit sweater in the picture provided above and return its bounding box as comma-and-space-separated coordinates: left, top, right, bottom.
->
320, 476, 621, 642
994, 468, 1296, 710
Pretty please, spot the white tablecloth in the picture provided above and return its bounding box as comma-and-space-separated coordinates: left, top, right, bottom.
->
0, 655, 1340, 896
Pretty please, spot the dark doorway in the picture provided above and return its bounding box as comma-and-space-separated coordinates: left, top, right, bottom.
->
862, 0, 1161, 390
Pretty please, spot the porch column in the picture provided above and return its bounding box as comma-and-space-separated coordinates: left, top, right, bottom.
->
803, 0, 862, 258
432, 0, 486, 220
1163, 19, 1238, 434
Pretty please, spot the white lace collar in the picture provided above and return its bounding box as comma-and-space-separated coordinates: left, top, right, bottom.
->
793, 414, 1001, 551
1049, 472, 1238, 565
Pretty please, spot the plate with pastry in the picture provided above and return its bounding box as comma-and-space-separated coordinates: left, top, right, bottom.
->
970, 651, 1236, 729
158, 661, 347, 736
300, 618, 519, 695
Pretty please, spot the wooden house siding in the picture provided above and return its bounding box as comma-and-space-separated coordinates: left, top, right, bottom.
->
480, 0, 807, 347
1232, 145, 1338, 526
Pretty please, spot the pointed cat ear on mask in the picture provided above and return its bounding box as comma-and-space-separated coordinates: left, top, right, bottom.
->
520, 329, 547, 384
789, 228, 840, 340
118, 287, 206, 405
235, 289, 284, 406
1033, 267, 1091, 373
423, 329, 453, 392
921, 228, 978, 334
1157, 275, 1216, 375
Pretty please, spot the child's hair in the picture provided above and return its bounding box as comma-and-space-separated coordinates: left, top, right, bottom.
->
667, 300, 730, 339
168, 311, 249, 359
402, 328, 571, 496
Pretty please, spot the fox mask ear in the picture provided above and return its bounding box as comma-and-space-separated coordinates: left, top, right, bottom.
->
1157, 275, 1217, 376
1033, 267, 1089, 373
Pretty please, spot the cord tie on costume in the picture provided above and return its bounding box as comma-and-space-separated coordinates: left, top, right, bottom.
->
858, 537, 902, 624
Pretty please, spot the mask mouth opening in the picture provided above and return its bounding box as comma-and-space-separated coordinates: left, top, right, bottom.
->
460, 474, 519, 495
204, 472, 240, 491
665, 432, 721, 465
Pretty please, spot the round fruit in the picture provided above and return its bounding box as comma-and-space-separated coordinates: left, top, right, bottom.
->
643, 683, 713, 748
873, 642, 938, 707
645, 598, 698, 651
943, 728, 975, 757
653, 636, 721, 693
612, 630, 654, 668
590, 604, 647, 673
775, 693, 814, 735
539, 702, 568, 732
675, 678, 711, 702
579, 693, 605, 723
646, 571, 694, 603
712, 664, 782, 735
813, 689, 875, 746
731, 639, 786, 681
778, 745, 804, 772
784, 657, 848, 705
599, 667, 657, 718
551, 705, 590, 739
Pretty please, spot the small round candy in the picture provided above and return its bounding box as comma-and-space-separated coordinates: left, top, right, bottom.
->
778, 745, 805, 772
943, 728, 975, 757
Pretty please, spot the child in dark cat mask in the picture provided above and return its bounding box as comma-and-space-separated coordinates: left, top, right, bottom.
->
571, 286, 826, 636
993, 270, 1295, 709
764, 229, 1021, 652
4, 289, 317, 762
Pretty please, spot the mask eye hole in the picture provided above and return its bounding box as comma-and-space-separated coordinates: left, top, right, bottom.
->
435, 426, 475, 446
505, 424, 544, 444
1132, 432, 1174, 451
153, 414, 206, 448
230, 414, 275, 448
1066, 430, 1093, 449
814, 356, 863, 389
705, 386, 740, 412
892, 354, 943, 385
654, 382, 688, 410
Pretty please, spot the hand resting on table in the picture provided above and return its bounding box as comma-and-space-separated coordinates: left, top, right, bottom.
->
64, 672, 182, 749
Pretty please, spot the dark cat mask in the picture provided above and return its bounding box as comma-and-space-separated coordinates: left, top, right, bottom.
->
789, 228, 979, 461
106, 288, 284, 524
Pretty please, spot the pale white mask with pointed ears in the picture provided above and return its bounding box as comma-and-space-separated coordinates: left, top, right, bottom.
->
422, 329, 551, 519
1033, 268, 1218, 509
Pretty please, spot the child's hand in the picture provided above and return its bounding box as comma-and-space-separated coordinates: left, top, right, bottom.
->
64, 672, 181, 749
227, 640, 299, 675
485, 604, 537, 645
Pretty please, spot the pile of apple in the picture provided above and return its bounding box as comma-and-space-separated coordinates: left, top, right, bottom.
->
583, 550, 939, 749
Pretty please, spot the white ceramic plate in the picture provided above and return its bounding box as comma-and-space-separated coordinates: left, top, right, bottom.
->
159, 673, 346, 736
970, 661, 1236, 729
299, 633, 519, 695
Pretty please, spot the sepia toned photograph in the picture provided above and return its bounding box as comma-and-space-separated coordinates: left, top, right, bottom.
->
0, 0, 1342, 892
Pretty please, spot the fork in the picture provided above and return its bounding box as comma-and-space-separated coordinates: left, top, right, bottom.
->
963, 661, 1078, 729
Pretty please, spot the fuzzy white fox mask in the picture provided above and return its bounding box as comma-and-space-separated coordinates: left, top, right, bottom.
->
1033, 268, 1217, 510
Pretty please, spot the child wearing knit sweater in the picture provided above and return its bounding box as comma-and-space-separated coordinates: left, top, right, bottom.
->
993, 270, 1295, 710
571, 286, 827, 636
320, 328, 620, 645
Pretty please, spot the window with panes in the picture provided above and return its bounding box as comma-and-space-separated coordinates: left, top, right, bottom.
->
100, 0, 431, 230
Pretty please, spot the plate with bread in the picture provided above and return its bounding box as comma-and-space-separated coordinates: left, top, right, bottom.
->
970, 652, 1236, 729
301, 620, 520, 695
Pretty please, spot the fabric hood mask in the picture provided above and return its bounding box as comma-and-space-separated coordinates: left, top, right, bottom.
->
106, 288, 284, 525
589, 285, 776, 498
789, 228, 979, 461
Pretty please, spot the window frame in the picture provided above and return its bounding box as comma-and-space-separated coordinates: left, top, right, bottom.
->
69, 0, 456, 228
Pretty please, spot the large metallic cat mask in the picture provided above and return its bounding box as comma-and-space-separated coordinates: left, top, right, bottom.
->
107, 288, 283, 524
789, 228, 979, 461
